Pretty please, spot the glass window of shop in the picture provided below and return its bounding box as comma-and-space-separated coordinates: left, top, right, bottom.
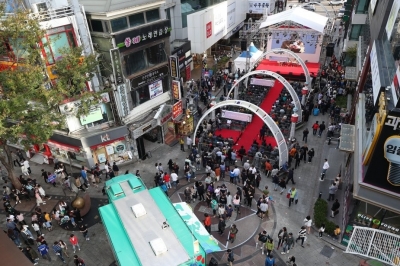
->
130, 77, 170, 107
111, 17, 128, 32
41, 25, 77, 65
84, 103, 114, 128
145, 9, 160, 23
355, 0, 369, 14
352, 201, 400, 235
181, 0, 226, 28
349, 24, 364, 41
123, 43, 166, 77
49, 147, 86, 165
129, 13, 145, 27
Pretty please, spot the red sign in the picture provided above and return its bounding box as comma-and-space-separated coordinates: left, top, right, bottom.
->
172, 80, 181, 100
206, 22, 212, 38
186, 65, 191, 80
172, 100, 183, 120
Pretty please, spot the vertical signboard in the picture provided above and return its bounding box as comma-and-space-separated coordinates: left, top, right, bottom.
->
386, 0, 400, 40
186, 65, 191, 80
172, 100, 183, 120
206, 22, 212, 38
171, 80, 181, 100
169, 55, 180, 78
370, 42, 381, 105
110, 48, 129, 117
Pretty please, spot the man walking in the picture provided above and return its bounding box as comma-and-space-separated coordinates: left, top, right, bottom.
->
318, 121, 326, 137
53, 241, 66, 263
328, 182, 338, 201
38, 242, 51, 261
331, 199, 340, 218
286, 169, 296, 185
302, 128, 309, 143
320, 159, 329, 181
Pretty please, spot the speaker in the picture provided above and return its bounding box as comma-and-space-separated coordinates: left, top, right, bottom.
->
240, 40, 247, 51
136, 137, 146, 160
326, 43, 335, 57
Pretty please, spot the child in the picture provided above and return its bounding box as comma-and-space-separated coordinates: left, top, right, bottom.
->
319, 223, 325, 238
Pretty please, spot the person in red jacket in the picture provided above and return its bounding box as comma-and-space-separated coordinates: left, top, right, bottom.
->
69, 234, 80, 253
163, 172, 171, 189
312, 121, 319, 136
203, 213, 211, 233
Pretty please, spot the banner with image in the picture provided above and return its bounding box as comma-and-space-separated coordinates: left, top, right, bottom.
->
248, 0, 272, 14
149, 80, 163, 99
271, 32, 318, 54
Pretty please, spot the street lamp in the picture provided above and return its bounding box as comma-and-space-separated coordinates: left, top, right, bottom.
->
289, 107, 299, 141
301, 86, 309, 106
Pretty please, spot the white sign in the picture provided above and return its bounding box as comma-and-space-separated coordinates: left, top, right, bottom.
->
248, 0, 271, 14
213, 4, 227, 36
386, 0, 400, 39
227, 2, 236, 28
370, 0, 378, 14
250, 78, 275, 87
149, 80, 163, 99
117, 83, 129, 117
221, 110, 253, 122
391, 65, 400, 107
370, 42, 381, 105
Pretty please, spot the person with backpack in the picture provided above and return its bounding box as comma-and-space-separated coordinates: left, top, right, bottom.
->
258, 230, 268, 251
38, 242, 51, 261
226, 249, 234, 266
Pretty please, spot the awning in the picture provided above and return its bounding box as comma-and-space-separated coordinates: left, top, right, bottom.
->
47, 140, 80, 152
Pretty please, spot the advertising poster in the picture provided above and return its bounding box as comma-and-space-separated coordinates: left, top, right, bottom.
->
271, 32, 317, 54
227, 2, 236, 29
363, 108, 400, 194
391, 65, 400, 107
213, 4, 227, 36
386, 0, 400, 40
149, 80, 163, 99
248, 0, 272, 14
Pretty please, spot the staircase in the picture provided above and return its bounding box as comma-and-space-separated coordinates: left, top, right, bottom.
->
164, 133, 178, 147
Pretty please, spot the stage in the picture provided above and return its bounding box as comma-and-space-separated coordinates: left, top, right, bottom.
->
256, 59, 320, 77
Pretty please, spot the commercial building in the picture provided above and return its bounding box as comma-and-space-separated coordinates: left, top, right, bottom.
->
341, 0, 400, 244
78, 0, 177, 161
99, 174, 220, 266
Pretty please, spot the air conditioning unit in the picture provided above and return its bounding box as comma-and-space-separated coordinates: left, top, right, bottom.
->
149, 238, 168, 256
131, 203, 146, 218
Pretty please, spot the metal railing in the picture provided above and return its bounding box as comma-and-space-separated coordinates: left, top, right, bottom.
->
1, 6, 74, 22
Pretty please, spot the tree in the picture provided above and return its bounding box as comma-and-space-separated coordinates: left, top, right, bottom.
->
0, 5, 99, 188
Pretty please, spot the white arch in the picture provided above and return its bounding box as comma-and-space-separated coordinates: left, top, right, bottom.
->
193, 100, 288, 167
253, 48, 311, 89
227, 70, 302, 122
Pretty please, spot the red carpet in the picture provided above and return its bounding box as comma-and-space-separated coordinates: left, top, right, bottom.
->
256, 59, 320, 77
214, 129, 242, 143
234, 81, 284, 151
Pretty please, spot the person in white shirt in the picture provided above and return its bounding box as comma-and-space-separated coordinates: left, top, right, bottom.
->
104, 163, 110, 179
186, 136, 193, 151
249, 166, 257, 175
320, 159, 330, 181
170, 171, 178, 189
23, 159, 31, 174
227, 119, 232, 128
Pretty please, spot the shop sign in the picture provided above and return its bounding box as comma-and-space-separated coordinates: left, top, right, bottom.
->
131, 65, 169, 88
206, 22, 212, 38
170, 56, 180, 78
132, 120, 157, 139
357, 214, 400, 232
370, 42, 381, 105
186, 65, 191, 80
115, 20, 172, 52
84, 126, 128, 147
171, 41, 191, 58
101, 92, 110, 103
172, 80, 181, 100
172, 100, 183, 120
117, 83, 129, 117
110, 48, 124, 85
80, 107, 103, 125
160, 105, 172, 125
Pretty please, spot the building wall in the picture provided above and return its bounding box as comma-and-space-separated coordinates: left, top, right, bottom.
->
368, 0, 394, 41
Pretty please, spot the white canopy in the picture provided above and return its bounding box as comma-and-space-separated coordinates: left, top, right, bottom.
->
259, 7, 328, 33
234, 42, 263, 72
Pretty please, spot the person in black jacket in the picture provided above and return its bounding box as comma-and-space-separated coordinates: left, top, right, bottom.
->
318, 121, 326, 137
218, 217, 226, 235
197, 182, 205, 201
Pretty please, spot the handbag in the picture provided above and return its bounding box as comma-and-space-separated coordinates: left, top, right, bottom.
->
286, 192, 290, 199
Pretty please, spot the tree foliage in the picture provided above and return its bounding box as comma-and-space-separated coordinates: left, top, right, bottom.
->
0, 5, 99, 188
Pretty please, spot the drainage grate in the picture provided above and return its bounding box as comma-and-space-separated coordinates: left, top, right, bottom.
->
320, 245, 335, 258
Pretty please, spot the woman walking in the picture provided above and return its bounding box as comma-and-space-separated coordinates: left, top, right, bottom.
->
59, 239, 69, 258
228, 224, 239, 243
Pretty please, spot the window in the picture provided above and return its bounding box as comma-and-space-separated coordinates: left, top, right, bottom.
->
41, 25, 77, 65
91, 20, 104, 32
129, 13, 145, 28
123, 43, 166, 76
146, 9, 160, 23
124, 50, 146, 76
349, 25, 364, 40
9, 38, 29, 60
356, 0, 369, 14
111, 17, 128, 32
131, 78, 169, 107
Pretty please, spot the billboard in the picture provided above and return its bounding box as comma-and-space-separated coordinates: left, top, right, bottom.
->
363, 108, 400, 194
370, 41, 381, 105
391, 65, 400, 107
270, 32, 317, 54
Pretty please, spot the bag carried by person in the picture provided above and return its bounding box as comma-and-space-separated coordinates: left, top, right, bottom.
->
286, 192, 290, 199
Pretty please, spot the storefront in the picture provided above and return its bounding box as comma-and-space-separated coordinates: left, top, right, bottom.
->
47, 134, 86, 166
130, 118, 159, 160
171, 41, 192, 82
83, 126, 131, 166
174, 108, 194, 137
154, 104, 175, 145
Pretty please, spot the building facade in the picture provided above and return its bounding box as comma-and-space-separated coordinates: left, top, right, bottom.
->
342, 0, 400, 242
79, 0, 177, 161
